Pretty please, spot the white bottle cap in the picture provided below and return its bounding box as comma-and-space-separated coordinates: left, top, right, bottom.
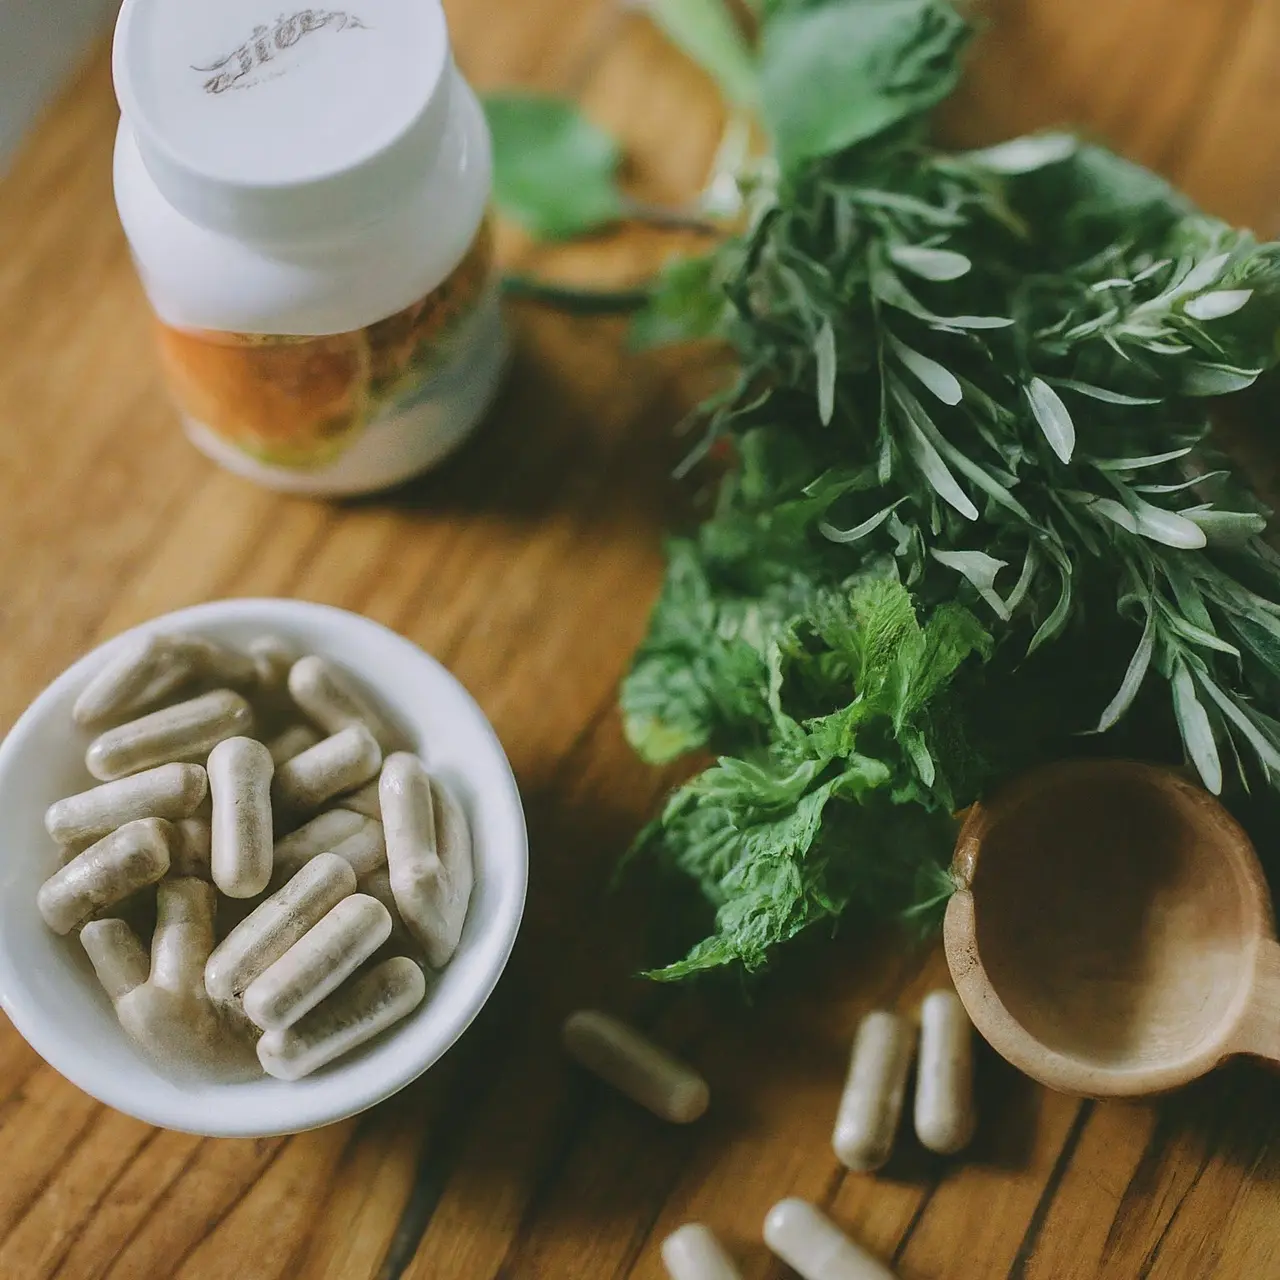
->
113, 0, 452, 241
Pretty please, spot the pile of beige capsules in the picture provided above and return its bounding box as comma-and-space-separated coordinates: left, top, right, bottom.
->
562, 992, 973, 1280
36, 631, 472, 1081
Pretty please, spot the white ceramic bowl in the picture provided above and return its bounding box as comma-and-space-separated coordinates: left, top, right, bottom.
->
0, 599, 527, 1136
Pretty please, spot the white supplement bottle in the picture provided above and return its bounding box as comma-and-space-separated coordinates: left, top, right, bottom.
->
111, 0, 504, 496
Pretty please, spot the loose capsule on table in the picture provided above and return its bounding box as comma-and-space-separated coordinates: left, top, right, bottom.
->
265, 724, 321, 767
380, 754, 473, 968
661, 1224, 743, 1280
764, 1199, 897, 1280
45, 762, 207, 848
561, 1010, 709, 1124
72, 632, 199, 729
37, 817, 172, 934
833, 1010, 914, 1173
86, 688, 253, 781
914, 990, 976, 1155
257, 954, 426, 1080
273, 724, 382, 822
242, 893, 392, 1031
288, 655, 403, 753
204, 852, 357, 1004
273, 809, 385, 883
208, 736, 275, 898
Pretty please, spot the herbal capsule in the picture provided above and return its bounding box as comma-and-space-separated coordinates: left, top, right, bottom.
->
661, 1224, 743, 1280
208, 736, 275, 898
273, 810, 386, 883
358, 868, 413, 948
273, 724, 382, 821
833, 1011, 914, 1172
45, 762, 207, 847
265, 723, 321, 767
117, 878, 220, 1051
80, 918, 150, 1002
288, 655, 403, 753
914, 990, 976, 1155
338, 779, 382, 821
204, 852, 356, 1003
257, 955, 426, 1080
72, 632, 200, 728
561, 1010, 709, 1124
169, 817, 212, 879
37, 818, 172, 934
380, 754, 473, 969
763, 1199, 896, 1280
85, 688, 253, 781
248, 635, 297, 696
243, 893, 392, 1031
174, 636, 258, 688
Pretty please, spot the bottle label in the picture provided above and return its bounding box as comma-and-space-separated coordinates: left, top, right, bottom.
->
154, 221, 494, 471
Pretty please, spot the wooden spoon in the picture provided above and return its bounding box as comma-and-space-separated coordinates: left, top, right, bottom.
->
943, 759, 1280, 1097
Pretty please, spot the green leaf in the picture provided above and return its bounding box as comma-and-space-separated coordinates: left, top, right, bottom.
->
1184, 289, 1252, 320
1181, 362, 1262, 396
892, 382, 978, 519
819, 501, 904, 544
1049, 378, 1162, 406
888, 244, 972, 281
1172, 660, 1223, 795
1181, 508, 1268, 543
815, 320, 837, 424
961, 131, 1076, 174
629, 254, 725, 350
1025, 377, 1075, 463
1096, 607, 1155, 731
647, 0, 758, 106
886, 332, 962, 404
759, 0, 969, 167
930, 549, 1010, 620
483, 94, 622, 239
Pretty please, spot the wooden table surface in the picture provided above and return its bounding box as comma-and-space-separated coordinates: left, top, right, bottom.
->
2, 1, 1280, 1277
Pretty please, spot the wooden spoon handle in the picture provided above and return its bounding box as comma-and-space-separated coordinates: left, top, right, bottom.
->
1232, 939, 1280, 1064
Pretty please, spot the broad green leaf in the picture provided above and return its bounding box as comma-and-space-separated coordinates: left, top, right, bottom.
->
1049, 378, 1162, 406
648, 0, 758, 106
1025, 377, 1075, 463
1181, 362, 1261, 396
1133, 501, 1208, 548
815, 320, 837, 424
1172, 660, 1223, 794
886, 332, 962, 404
484, 94, 622, 239
888, 244, 972, 281
1096, 607, 1155, 731
1184, 289, 1252, 320
963, 132, 1076, 174
759, 0, 969, 167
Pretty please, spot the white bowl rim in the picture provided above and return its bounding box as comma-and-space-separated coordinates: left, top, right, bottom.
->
0, 598, 528, 1135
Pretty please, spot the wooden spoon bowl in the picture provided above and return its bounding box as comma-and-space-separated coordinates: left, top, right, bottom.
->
943, 759, 1280, 1097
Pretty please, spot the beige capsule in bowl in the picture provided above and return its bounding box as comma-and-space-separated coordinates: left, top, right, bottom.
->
0, 599, 527, 1137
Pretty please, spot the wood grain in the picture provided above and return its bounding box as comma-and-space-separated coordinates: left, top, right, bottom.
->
1, 1, 1279, 1277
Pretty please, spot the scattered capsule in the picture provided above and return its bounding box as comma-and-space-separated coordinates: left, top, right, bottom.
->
117, 878, 220, 1051
338, 778, 382, 820
914, 990, 976, 1155
273, 809, 386, 883
243, 893, 392, 1032
833, 1011, 914, 1173
45, 763, 207, 848
72, 632, 200, 728
561, 1010, 708, 1124
288, 655, 404, 753
204, 852, 356, 1003
37, 818, 172, 934
661, 1223, 743, 1280
85, 688, 254, 781
169, 817, 212, 879
208, 736, 275, 898
273, 724, 382, 822
265, 723, 321, 767
80, 918, 150, 1002
380, 755, 472, 969
764, 1199, 897, 1280
257, 954, 426, 1080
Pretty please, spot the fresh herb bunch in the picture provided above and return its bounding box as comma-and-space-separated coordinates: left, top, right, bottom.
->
484, 0, 1280, 978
